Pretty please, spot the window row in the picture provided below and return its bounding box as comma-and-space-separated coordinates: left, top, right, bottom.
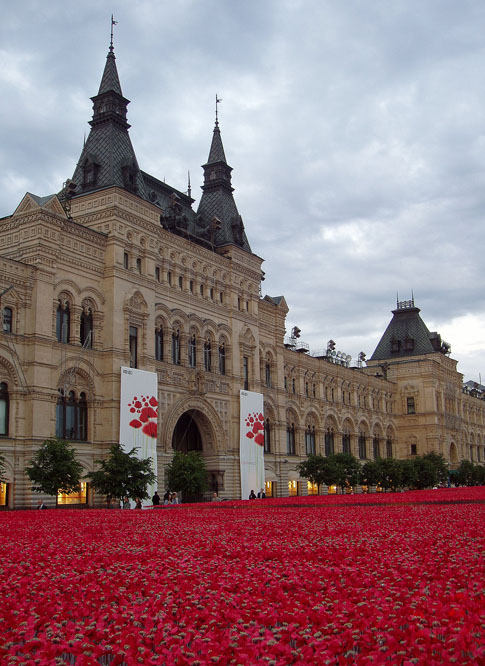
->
56, 302, 93, 347
284, 425, 393, 460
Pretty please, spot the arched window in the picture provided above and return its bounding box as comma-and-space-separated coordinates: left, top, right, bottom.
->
373, 436, 380, 459
218, 342, 226, 375
265, 362, 271, 388
0, 382, 9, 436
56, 301, 70, 343
358, 433, 367, 460
324, 428, 334, 456
305, 425, 316, 455
342, 432, 351, 454
155, 327, 163, 361
56, 389, 87, 441
172, 330, 180, 365
204, 339, 211, 372
264, 418, 271, 453
188, 334, 197, 368
286, 423, 296, 455
80, 308, 93, 348
2, 307, 12, 333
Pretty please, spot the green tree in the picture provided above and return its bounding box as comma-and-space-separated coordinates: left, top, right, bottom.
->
25, 438, 83, 506
296, 454, 329, 491
455, 459, 476, 486
421, 452, 449, 486
297, 453, 361, 493
399, 459, 417, 489
87, 443, 156, 507
166, 450, 208, 502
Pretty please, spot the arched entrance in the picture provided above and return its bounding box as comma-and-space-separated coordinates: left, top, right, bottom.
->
449, 441, 458, 466
172, 410, 203, 452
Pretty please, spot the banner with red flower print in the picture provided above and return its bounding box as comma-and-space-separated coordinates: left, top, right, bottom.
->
120, 367, 158, 506
240, 390, 264, 500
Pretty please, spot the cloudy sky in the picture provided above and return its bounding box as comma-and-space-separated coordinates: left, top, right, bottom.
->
1, 0, 485, 381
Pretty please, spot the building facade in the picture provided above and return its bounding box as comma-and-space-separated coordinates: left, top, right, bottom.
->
1, 44, 484, 508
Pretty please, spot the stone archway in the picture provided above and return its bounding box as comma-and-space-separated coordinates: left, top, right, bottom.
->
172, 410, 203, 452
449, 441, 458, 465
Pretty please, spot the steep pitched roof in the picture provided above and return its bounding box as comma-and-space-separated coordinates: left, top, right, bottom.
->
196, 121, 251, 253
70, 44, 147, 199
371, 300, 450, 360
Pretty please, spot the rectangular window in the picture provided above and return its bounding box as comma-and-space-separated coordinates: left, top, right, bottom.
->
123, 252, 129, 269
155, 329, 163, 361
286, 425, 295, 455
129, 326, 138, 368
358, 434, 366, 460
243, 356, 249, 390
155, 267, 160, 282
407, 397, 416, 414
172, 332, 180, 365
342, 433, 351, 454
2, 307, 12, 333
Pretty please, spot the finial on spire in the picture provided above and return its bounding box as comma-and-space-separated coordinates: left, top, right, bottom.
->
110, 15, 118, 52
215, 94, 222, 126
187, 171, 192, 198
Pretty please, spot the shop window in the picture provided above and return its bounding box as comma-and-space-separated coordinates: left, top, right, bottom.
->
305, 425, 316, 455
0, 482, 8, 506
204, 340, 211, 372
0, 382, 9, 436
325, 429, 334, 456
243, 356, 249, 390
218, 343, 226, 375
265, 362, 271, 388
265, 480, 275, 497
58, 481, 88, 505
2, 307, 12, 333
288, 480, 298, 497
56, 301, 70, 343
286, 423, 296, 455
129, 326, 138, 368
155, 328, 163, 361
80, 308, 93, 348
172, 330, 180, 365
264, 419, 271, 453
56, 389, 87, 441
307, 481, 318, 495
188, 334, 197, 368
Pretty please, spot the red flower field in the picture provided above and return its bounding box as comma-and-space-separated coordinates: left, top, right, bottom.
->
1, 488, 484, 665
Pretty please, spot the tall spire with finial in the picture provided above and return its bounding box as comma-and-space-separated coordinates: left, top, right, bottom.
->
69, 18, 147, 199
196, 96, 251, 252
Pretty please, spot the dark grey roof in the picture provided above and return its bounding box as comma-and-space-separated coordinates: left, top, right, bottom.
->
67, 45, 253, 256
264, 295, 285, 306
98, 46, 122, 95
27, 193, 57, 207
196, 122, 251, 252
371, 302, 450, 360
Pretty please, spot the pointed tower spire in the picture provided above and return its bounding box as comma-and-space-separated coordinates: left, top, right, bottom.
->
196, 102, 251, 252
69, 28, 147, 199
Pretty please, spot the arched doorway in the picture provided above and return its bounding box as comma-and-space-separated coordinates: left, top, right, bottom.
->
449, 441, 458, 466
172, 410, 203, 452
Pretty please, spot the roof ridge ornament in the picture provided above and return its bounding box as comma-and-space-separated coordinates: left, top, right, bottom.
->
215, 94, 222, 127
110, 15, 118, 53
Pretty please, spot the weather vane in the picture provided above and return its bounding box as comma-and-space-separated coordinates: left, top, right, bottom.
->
215, 94, 222, 125
110, 15, 118, 50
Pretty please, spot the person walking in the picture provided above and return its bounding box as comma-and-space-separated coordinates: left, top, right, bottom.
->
152, 491, 160, 506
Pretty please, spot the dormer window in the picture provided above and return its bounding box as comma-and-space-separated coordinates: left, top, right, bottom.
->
82, 156, 100, 189
390, 337, 401, 353
404, 336, 415, 351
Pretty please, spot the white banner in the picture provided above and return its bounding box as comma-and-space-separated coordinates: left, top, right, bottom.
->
239, 390, 264, 500
120, 367, 158, 507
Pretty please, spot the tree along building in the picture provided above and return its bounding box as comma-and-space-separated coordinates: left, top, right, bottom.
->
0, 42, 483, 508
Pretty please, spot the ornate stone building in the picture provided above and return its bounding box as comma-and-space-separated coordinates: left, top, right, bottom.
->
0, 43, 483, 507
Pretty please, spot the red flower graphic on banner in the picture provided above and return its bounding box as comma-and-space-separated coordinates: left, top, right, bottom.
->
245, 411, 265, 446
127, 394, 158, 438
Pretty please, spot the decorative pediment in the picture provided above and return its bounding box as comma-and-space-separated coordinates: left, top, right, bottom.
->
13, 193, 67, 219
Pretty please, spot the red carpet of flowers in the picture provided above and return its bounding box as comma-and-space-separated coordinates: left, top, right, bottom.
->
1, 487, 484, 665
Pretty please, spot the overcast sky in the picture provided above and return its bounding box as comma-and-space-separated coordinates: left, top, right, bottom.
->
1, 0, 485, 382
